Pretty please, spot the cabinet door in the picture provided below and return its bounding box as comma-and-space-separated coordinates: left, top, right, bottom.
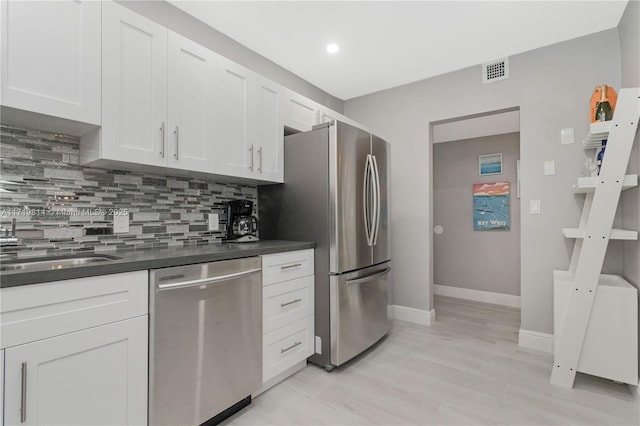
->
283, 89, 318, 132
255, 76, 284, 182
168, 32, 217, 173
3, 316, 148, 426
215, 56, 254, 178
0, 0, 100, 125
101, 1, 168, 167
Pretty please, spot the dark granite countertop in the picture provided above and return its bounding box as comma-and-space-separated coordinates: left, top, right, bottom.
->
0, 240, 315, 288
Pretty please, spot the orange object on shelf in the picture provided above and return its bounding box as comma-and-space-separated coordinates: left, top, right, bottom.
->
590, 85, 618, 123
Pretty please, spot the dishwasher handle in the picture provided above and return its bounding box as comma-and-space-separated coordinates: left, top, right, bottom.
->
156, 267, 262, 292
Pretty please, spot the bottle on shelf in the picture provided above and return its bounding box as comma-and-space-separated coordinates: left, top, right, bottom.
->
595, 139, 607, 175
594, 85, 613, 122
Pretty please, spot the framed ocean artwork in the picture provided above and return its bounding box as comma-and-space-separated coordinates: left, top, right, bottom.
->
479, 153, 503, 175
473, 182, 510, 231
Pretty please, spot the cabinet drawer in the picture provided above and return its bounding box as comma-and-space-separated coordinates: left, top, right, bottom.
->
263, 315, 314, 382
262, 249, 314, 286
1, 271, 148, 349
264, 276, 314, 333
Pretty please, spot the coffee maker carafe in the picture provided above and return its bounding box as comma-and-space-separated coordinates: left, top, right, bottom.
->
226, 200, 259, 242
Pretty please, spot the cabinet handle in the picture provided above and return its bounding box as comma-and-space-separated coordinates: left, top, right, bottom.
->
20, 362, 27, 423
280, 298, 302, 308
280, 341, 302, 353
249, 144, 254, 171
257, 146, 263, 173
280, 263, 302, 270
160, 122, 165, 158
174, 125, 179, 160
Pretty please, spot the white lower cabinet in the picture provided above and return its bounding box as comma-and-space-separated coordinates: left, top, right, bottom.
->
3, 317, 147, 426
260, 249, 315, 388
0, 271, 148, 426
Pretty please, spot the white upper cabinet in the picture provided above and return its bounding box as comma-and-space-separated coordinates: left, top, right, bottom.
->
167, 32, 217, 173
85, 2, 216, 174
216, 58, 284, 182
283, 89, 319, 132
215, 57, 254, 178
317, 106, 367, 130
254, 76, 284, 182
0, 0, 100, 127
100, 0, 168, 167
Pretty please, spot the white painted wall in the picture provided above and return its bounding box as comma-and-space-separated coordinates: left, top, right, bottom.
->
115, 0, 344, 113
344, 29, 622, 335
433, 132, 521, 296
616, 0, 639, 381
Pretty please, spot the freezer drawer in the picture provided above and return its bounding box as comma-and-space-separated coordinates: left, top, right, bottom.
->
330, 263, 392, 366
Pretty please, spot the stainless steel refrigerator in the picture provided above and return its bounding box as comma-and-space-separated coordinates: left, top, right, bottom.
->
259, 120, 391, 370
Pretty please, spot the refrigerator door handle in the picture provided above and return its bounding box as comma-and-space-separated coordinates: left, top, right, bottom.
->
344, 267, 391, 286
371, 154, 381, 245
363, 154, 373, 246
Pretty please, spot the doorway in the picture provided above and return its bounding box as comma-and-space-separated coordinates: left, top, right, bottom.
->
430, 108, 521, 313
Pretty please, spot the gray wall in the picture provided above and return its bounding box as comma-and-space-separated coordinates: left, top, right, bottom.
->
116, 0, 345, 113
617, 0, 640, 377
619, 0, 640, 289
344, 29, 622, 335
433, 133, 521, 296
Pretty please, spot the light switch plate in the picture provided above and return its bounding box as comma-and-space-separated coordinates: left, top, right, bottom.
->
561, 128, 574, 144
208, 213, 219, 231
544, 160, 556, 176
530, 200, 541, 214
113, 214, 129, 233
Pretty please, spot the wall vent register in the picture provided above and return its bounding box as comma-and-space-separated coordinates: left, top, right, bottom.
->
482, 58, 509, 84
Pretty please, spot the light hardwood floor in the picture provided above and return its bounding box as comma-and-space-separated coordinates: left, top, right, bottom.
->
222, 295, 639, 425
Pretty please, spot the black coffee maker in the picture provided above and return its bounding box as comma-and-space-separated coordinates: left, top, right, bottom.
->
226, 200, 259, 242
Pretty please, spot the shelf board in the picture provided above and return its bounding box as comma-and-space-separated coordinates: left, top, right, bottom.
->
582, 121, 612, 149
562, 227, 638, 240
572, 174, 638, 193
553, 270, 635, 293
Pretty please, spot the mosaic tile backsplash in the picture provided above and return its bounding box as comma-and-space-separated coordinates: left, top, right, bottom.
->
0, 125, 257, 257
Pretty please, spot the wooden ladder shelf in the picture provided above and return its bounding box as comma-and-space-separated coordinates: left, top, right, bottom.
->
550, 87, 640, 388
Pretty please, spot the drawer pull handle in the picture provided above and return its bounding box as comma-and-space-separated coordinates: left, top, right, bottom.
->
280, 298, 302, 307
20, 362, 27, 423
280, 263, 302, 270
281, 341, 302, 353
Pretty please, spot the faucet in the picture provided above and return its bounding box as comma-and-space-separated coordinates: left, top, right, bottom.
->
0, 218, 19, 246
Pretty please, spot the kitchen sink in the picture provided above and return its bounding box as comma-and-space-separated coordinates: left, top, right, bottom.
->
0, 254, 121, 272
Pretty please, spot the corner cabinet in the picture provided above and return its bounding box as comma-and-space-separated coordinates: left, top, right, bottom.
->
216, 58, 284, 183
82, 1, 216, 174
0, 272, 149, 425
259, 249, 315, 393
0, 0, 101, 131
551, 87, 640, 388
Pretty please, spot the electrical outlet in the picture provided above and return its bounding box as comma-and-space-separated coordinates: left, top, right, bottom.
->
113, 214, 129, 233
208, 213, 219, 231
544, 160, 556, 176
530, 200, 541, 215
561, 128, 574, 144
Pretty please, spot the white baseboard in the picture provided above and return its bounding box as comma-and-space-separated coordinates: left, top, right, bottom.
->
519, 328, 554, 353
391, 305, 435, 326
434, 284, 521, 308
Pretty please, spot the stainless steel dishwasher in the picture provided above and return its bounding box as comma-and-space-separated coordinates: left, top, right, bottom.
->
149, 257, 262, 426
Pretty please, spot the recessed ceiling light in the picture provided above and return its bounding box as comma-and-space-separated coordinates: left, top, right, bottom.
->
326, 43, 340, 54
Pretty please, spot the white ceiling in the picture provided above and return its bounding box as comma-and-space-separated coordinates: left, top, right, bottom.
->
169, 1, 629, 101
